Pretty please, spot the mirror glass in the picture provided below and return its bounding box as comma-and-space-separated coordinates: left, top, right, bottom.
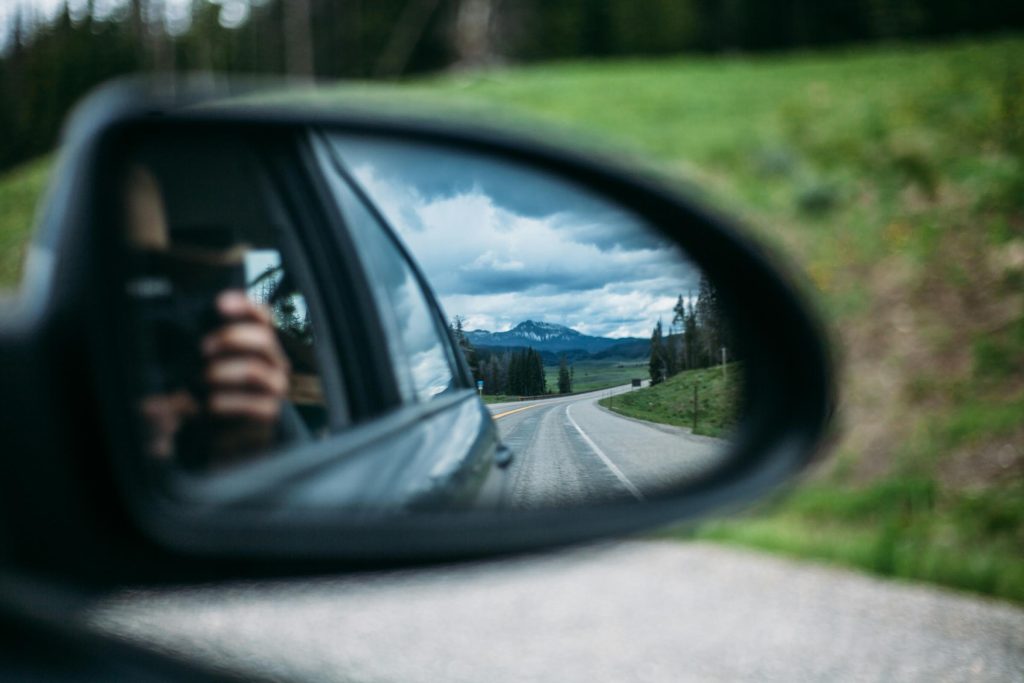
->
112, 126, 741, 513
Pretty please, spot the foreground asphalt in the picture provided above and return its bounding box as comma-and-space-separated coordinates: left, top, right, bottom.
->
87, 540, 1024, 682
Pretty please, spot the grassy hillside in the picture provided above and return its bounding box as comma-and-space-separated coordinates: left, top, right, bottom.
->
3, 37, 1022, 601
0, 156, 51, 288
599, 364, 740, 438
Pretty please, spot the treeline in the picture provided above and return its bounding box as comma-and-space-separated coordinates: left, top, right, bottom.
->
3, 0, 1022, 173
448, 315, 554, 396
649, 274, 731, 385
478, 347, 547, 397
506, 0, 1024, 60
0, 0, 455, 171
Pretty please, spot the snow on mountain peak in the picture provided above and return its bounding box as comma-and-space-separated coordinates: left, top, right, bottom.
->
511, 320, 579, 339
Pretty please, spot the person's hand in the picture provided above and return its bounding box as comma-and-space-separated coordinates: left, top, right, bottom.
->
140, 390, 198, 460
200, 290, 291, 458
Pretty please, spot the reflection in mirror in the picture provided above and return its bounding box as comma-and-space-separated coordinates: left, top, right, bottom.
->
119, 135, 335, 476
113, 126, 740, 514
324, 135, 742, 510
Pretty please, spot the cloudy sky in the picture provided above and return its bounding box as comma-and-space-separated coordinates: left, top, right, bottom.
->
329, 136, 702, 339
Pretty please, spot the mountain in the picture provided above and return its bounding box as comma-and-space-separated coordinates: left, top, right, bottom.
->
466, 320, 646, 356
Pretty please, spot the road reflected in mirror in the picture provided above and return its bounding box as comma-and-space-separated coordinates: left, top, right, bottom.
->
329, 135, 742, 509
479, 381, 732, 508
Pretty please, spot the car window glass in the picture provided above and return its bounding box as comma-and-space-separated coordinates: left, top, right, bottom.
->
245, 249, 330, 435
317, 152, 456, 403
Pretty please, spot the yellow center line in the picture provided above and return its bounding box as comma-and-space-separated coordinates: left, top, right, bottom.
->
491, 403, 545, 420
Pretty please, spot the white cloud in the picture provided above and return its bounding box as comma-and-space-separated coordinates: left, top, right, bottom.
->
343, 149, 701, 340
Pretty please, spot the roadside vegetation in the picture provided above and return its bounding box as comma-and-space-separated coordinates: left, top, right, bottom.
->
482, 360, 646, 404
480, 394, 518, 405
0, 156, 50, 289
3, 37, 1022, 602
545, 360, 646, 395
691, 480, 1024, 603
598, 363, 740, 438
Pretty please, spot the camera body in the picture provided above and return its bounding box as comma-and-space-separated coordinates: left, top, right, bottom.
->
127, 246, 245, 398
125, 241, 248, 469
124, 221, 248, 394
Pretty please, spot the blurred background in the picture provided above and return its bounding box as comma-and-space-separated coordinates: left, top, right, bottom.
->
1, 0, 1021, 602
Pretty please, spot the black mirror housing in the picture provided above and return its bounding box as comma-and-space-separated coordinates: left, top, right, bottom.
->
0, 80, 834, 585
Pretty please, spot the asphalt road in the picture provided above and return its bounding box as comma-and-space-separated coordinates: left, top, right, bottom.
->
86, 540, 1024, 682
478, 384, 727, 510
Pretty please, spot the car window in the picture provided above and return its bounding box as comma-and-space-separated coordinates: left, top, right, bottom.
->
314, 139, 458, 404
119, 136, 339, 473
244, 249, 330, 435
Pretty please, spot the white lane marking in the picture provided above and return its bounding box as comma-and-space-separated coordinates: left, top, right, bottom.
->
565, 403, 645, 502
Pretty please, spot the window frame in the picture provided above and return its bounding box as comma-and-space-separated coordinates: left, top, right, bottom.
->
310, 130, 473, 398
251, 147, 350, 434
107, 127, 369, 481
274, 131, 406, 419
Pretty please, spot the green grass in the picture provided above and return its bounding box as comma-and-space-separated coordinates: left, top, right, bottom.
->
544, 359, 647, 394
598, 363, 740, 438
679, 480, 1024, 603
481, 394, 518, 405
4, 36, 1024, 602
0, 156, 52, 289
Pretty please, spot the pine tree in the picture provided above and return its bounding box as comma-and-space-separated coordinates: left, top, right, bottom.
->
557, 354, 572, 394
671, 294, 686, 334
695, 275, 722, 367
665, 293, 686, 377
665, 331, 679, 378
649, 320, 667, 385
526, 348, 545, 395
683, 293, 699, 369
448, 314, 480, 380
507, 349, 522, 395
499, 351, 511, 394
482, 356, 500, 395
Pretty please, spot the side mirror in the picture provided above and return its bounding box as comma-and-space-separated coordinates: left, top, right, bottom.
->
0, 81, 833, 580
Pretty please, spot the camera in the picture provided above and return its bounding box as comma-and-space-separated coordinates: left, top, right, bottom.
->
125, 236, 247, 399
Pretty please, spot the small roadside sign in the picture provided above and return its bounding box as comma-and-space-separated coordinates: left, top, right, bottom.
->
477, 380, 484, 394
